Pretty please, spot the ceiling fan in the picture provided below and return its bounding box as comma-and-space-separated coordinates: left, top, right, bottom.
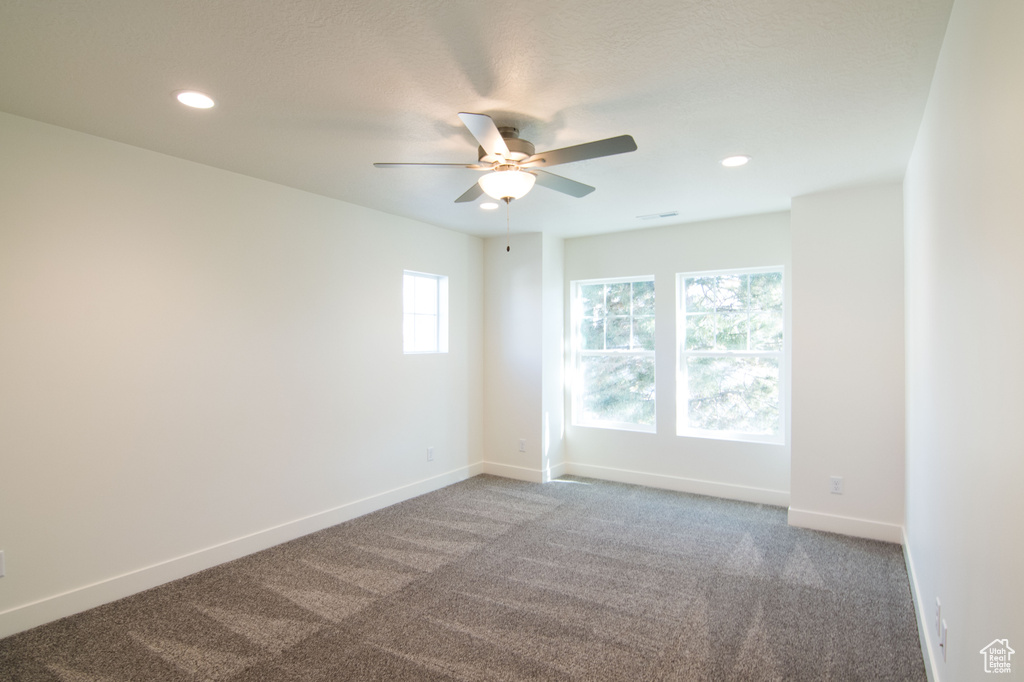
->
374, 112, 637, 204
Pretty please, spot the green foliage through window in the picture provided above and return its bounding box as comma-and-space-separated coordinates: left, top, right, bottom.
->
573, 278, 656, 431
679, 269, 784, 440
581, 355, 656, 427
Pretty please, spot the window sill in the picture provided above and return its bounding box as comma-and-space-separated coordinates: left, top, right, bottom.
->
676, 429, 784, 445
572, 421, 656, 434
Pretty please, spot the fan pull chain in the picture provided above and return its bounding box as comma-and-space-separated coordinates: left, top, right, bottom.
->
506, 199, 510, 252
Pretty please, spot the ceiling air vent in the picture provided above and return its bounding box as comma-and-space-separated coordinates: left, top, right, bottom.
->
636, 211, 679, 220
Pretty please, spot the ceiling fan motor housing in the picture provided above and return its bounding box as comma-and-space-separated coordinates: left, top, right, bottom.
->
478, 127, 535, 164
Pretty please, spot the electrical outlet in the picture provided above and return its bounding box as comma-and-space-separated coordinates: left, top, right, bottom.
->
519, 439, 526, 452
939, 619, 948, 662
427, 446, 434, 462
829, 476, 844, 494
0, 550, 5, 578
935, 598, 941, 638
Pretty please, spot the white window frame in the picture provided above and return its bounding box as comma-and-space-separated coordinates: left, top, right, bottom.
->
571, 275, 656, 433
676, 266, 785, 444
403, 270, 449, 354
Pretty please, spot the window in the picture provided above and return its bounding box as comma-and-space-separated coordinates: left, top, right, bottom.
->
677, 268, 784, 442
571, 277, 656, 432
403, 271, 448, 354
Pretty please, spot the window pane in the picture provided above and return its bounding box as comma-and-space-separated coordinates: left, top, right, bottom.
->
580, 355, 655, 427
750, 311, 783, 351
634, 315, 655, 351
750, 271, 783, 310
686, 277, 718, 312
572, 276, 656, 432
580, 317, 605, 351
715, 274, 748, 310
606, 316, 631, 349
412, 313, 437, 352
403, 271, 448, 355
678, 268, 783, 440
414, 275, 437, 315
632, 280, 655, 313
606, 282, 631, 316
580, 284, 606, 318
685, 313, 716, 350
685, 356, 779, 435
716, 311, 749, 350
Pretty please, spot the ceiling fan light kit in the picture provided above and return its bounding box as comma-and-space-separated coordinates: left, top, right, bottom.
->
478, 168, 536, 201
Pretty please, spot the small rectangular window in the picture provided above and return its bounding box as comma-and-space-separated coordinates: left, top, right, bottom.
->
403, 271, 448, 354
677, 267, 784, 442
571, 276, 656, 432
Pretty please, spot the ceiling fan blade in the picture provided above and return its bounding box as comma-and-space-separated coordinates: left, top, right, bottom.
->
454, 182, 484, 203
457, 112, 510, 158
526, 134, 637, 167
532, 170, 595, 198
374, 162, 487, 169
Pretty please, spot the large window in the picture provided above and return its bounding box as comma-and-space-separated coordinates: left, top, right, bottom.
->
571, 277, 656, 432
677, 268, 784, 442
403, 271, 448, 354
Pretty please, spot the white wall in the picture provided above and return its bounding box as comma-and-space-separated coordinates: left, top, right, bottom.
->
481, 232, 544, 481
541, 232, 566, 480
903, 1, 1024, 678
789, 183, 906, 542
0, 112, 484, 638
563, 213, 791, 505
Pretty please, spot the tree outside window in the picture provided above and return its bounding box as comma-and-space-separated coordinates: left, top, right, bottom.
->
677, 268, 784, 442
572, 277, 656, 432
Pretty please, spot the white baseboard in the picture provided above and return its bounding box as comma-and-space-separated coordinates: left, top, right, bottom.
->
0, 463, 483, 640
545, 461, 567, 482
786, 507, 903, 543
903, 528, 939, 682
480, 461, 545, 483
562, 462, 790, 507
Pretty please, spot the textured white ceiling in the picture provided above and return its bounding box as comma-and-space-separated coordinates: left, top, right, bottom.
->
0, 0, 952, 238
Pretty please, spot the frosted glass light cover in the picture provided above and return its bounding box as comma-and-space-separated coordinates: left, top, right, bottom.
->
478, 170, 536, 200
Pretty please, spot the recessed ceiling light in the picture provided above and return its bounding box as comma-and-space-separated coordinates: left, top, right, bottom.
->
175, 91, 215, 109
721, 155, 750, 167
480, 202, 500, 210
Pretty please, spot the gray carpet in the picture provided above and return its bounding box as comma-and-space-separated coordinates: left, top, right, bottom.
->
0, 475, 926, 681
